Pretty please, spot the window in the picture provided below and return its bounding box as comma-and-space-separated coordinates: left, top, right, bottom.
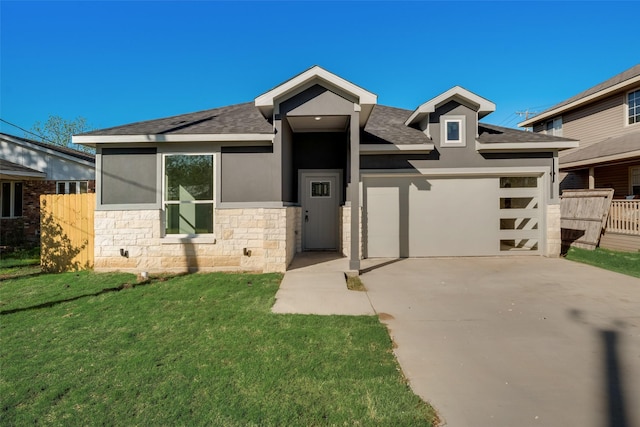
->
440, 116, 466, 147
631, 166, 640, 196
57, 181, 89, 194
163, 154, 214, 235
628, 89, 640, 125
1, 182, 23, 218
311, 181, 331, 198
545, 117, 562, 136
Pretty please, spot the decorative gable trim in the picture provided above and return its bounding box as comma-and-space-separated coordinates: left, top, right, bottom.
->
254, 65, 377, 125
405, 86, 496, 127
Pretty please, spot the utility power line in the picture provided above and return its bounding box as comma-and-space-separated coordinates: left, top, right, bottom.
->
0, 117, 58, 146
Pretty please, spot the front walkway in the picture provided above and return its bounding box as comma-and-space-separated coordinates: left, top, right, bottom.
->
271, 252, 376, 315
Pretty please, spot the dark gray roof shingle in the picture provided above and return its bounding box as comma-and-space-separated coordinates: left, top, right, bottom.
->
363, 105, 431, 145
478, 123, 576, 143
81, 102, 273, 136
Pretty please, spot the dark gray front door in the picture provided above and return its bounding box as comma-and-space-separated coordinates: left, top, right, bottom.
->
302, 173, 339, 250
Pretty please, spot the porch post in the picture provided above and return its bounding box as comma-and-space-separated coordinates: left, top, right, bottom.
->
349, 106, 361, 271
588, 167, 595, 189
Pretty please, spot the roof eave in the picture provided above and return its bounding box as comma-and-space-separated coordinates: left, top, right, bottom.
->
475, 140, 579, 152
519, 75, 640, 127
560, 149, 640, 169
73, 133, 275, 147
360, 143, 435, 154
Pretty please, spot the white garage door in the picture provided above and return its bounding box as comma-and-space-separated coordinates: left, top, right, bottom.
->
364, 175, 542, 257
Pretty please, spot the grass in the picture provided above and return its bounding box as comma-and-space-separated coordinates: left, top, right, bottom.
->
0, 248, 41, 279
346, 274, 366, 292
565, 247, 640, 278
0, 270, 437, 426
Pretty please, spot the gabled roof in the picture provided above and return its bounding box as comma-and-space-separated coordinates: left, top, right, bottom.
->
405, 86, 496, 127
0, 132, 95, 163
559, 131, 640, 169
519, 64, 640, 127
74, 103, 274, 145
254, 65, 377, 126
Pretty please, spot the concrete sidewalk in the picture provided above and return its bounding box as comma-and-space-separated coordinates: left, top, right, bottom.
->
271, 252, 376, 315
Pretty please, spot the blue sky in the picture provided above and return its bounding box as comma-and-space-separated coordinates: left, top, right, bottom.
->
1, 1, 638, 136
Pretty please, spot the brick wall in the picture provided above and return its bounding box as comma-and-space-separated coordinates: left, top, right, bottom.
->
546, 203, 561, 257
1, 179, 96, 247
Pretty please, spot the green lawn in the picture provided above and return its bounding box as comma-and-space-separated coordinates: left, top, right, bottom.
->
566, 247, 640, 278
0, 271, 437, 426
0, 248, 41, 279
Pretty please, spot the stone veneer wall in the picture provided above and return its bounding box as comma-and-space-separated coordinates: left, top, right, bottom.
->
546, 203, 561, 257
94, 207, 300, 274
340, 205, 362, 259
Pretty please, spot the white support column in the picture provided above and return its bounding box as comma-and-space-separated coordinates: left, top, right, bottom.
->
588, 167, 595, 189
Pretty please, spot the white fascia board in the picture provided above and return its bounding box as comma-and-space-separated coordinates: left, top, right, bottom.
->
406, 86, 496, 126
560, 149, 640, 169
519, 75, 640, 127
255, 66, 377, 108
361, 166, 547, 178
73, 133, 275, 146
0, 171, 47, 179
360, 143, 434, 154
475, 140, 579, 152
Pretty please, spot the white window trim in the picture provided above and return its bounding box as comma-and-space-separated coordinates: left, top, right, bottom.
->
440, 115, 466, 147
161, 153, 216, 238
626, 88, 640, 127
56, 181, 89, 194
1, 181, 23, 218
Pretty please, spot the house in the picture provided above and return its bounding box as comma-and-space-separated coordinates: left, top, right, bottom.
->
519, 64, 640, 199
0, 133, 95, 247
74, 66, 577, 274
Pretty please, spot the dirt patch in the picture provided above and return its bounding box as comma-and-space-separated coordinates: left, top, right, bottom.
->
378, 312, 395, 321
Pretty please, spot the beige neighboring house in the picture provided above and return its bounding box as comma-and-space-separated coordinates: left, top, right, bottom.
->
519, 64, 640, 198
519, 64, 640, 252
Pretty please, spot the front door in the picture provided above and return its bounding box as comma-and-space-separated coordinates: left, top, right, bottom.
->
301, 172, 339, 250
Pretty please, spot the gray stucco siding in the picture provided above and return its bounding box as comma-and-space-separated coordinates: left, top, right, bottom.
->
220, 149, 280, 203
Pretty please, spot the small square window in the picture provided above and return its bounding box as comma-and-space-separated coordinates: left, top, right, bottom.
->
311, 181, 331, 198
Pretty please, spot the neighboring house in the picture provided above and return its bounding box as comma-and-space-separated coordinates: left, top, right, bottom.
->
0, 133, 95, 247
74, 66, 576, 274
519, 64, 640, 198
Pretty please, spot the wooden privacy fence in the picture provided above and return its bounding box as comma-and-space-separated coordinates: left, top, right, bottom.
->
606, 200, 640, 235
560, 189, 614, 251
40, 193, 95, 272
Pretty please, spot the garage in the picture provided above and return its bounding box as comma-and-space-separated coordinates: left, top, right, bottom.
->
363, 174, 542, 258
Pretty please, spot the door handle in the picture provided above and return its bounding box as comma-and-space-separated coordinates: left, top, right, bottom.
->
305, 214, 309, 223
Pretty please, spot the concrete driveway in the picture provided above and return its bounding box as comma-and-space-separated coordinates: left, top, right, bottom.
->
361, 257, 640, 427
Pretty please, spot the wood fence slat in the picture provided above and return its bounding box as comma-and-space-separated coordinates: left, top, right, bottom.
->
40, 193, 95, 272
